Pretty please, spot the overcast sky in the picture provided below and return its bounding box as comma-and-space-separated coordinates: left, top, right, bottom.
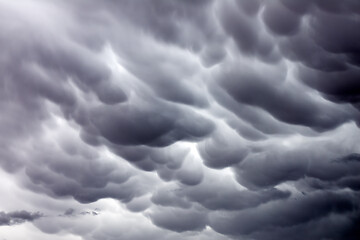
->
0, 0, 360, 239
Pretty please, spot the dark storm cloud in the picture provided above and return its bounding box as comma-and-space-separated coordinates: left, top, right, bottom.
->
0, 211, 42, 226
235, 124, 360, 189
95, 0, 226, 68
0, 0, 359, 240
150, 207, 208, 232
21, 137, 153, 203
219, 0, 281, 62
278, 2, 360, 110
218, 61, 357, 131
172, 174, 290, 211
209, 191, 359, 239
89, 100, 214, 147
262, 0, 301, 36
299, 66, 360, 105
197, 123, 250, 168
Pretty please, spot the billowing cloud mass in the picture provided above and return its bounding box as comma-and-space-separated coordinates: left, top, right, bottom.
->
0, 0, 359, 239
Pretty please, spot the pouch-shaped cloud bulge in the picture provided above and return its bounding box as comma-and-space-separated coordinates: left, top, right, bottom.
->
235, 123, 360, 190
216, 58, 360, 131
262, 0, 302, 36
209, 191, 359, 239
198, 122, 250, 168
0, 0, 359, 239
152, 169, 290, 212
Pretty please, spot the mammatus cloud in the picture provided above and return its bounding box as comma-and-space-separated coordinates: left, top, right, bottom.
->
0, 0, 359, 239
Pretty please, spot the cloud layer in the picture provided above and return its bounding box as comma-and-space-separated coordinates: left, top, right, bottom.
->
0, 0, 359, 239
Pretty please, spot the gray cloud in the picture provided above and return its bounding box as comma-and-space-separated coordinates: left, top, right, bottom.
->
209, 191, 359, 239
0, 0, 359, 240
0, 211, 43, 226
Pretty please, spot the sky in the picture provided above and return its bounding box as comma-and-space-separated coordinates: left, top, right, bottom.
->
0, 0, 359, 239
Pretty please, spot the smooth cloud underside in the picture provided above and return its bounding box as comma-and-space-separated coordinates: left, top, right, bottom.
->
0, 0, 359, 240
